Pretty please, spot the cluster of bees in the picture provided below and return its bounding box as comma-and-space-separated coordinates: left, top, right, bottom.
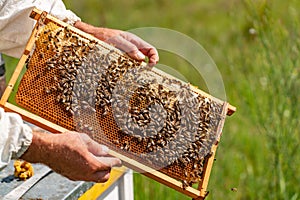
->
112, 68, 220, 187
40, 26, 223, 188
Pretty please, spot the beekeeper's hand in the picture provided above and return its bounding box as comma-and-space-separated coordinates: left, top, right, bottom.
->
21, 131, 122, 182
74, 21, 159, 66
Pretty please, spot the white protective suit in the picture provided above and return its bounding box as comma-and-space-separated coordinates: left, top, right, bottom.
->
0, 0, 80, 170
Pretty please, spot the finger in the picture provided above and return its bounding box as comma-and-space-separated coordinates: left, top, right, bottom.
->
87, 140, 110, 157
92, 170, 111, 183
78, 133, 110, 156
95, 156, 122, 168
89, 144, 110, 157
106, 35, 145, 61
140, 48, 159, 66
121, 32, 159, 64
128, 51, 146, 62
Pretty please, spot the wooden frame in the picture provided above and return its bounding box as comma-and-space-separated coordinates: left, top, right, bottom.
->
0, 8, 235, 200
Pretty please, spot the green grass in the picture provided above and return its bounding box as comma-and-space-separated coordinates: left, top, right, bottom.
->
3, 0, 300, 199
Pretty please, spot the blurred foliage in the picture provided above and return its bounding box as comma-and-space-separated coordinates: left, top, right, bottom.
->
229, 1, 300, 199
3, 0, 300, 199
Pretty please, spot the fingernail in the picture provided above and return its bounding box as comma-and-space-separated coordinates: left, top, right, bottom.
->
102, 145, 109, 153
136, 51, 145, 60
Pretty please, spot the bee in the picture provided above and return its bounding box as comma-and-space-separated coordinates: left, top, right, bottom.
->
124, 144, 130, 151
69, 109, 74, 116
39, 52, 44, 59
204, 191, 210, 198
87, 126, 93, 131
44, 87, 51, 94
102, 106, 109, 117
56, 29, 63, 37
25, 55, 32, 65
182, 180, 189, 189
113, 139, 120, 145
43, 29, 50, 34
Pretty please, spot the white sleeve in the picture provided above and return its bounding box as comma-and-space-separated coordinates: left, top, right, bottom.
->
0, 0, 81, 58
0, 108, 33, 170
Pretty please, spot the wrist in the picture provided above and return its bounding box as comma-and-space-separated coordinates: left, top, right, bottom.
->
20, 131, 53, 164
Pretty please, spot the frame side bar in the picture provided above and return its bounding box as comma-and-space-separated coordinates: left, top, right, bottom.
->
0, 10, 47, 107
197, 102, 229, 199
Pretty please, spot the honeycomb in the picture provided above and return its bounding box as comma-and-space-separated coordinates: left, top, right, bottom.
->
16, 22, 227, 188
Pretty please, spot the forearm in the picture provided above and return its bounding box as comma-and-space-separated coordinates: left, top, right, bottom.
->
74, 21, 120, 42
20, 131, 50, 164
